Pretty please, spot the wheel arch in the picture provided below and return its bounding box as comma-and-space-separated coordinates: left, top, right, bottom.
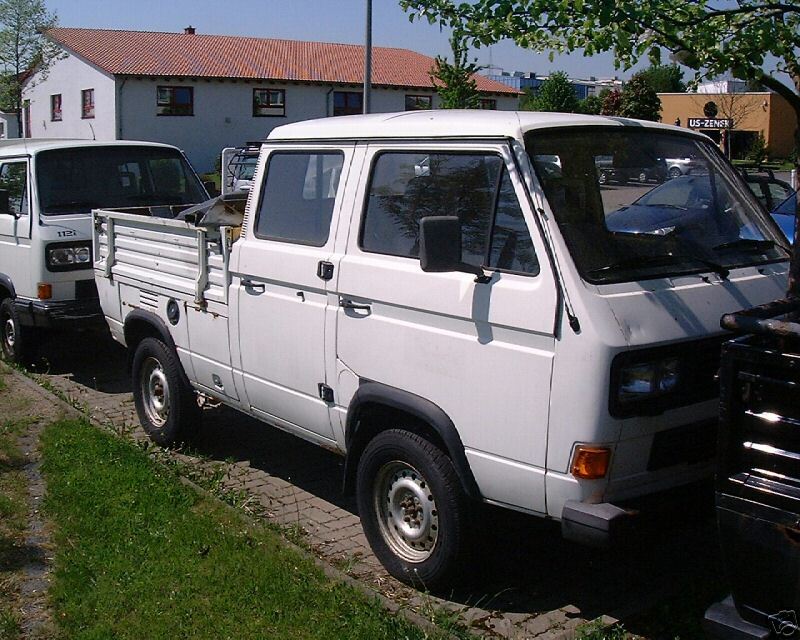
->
123, 309, 181, 372
343, 381, 481, 501
0, 273, 15, 301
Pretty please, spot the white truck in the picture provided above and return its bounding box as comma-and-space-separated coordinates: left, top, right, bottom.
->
0, 139, 208, 363
93, 111, 789, 587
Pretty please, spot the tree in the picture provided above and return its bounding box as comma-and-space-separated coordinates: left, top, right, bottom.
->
619, 74, 662, 121
692, 88, 761, 158
576, 94, 603, 115
430, 30, 481, 109
600, 88, 623, 116
523, 71, 578, 112
635, 63, 686, 94
0, 0, 59, 135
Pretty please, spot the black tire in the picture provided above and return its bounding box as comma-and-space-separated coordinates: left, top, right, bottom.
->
131, 337, 200, 446
356, 429, 470, 590
0, 298, 35, 365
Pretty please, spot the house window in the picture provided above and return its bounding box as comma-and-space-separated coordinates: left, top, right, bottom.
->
405, 95, 432, 111
478, 98, 497, 110
333, 91, 362, 116
157, 86, 194, 116
81, 89, 95, 119
51, 94, 62, 121
253, 88, 285, 117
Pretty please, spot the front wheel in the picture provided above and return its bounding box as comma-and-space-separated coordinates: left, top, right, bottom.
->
356, 429, 470, 589
0, 299, 35, 365
131, 337, 200, 446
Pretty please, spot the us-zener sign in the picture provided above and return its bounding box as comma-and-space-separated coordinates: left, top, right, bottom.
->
688, 117, 733, 129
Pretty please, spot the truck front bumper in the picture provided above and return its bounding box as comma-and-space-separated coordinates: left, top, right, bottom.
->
13, 297, 103, 329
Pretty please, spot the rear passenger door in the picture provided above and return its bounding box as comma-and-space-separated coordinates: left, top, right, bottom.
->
335, 142, 559, 514
230, 144, 354, 443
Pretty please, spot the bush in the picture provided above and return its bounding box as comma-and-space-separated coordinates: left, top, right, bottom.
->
746, 133, 769, 164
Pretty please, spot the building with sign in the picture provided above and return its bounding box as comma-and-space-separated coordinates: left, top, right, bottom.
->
659, 92, 797, 160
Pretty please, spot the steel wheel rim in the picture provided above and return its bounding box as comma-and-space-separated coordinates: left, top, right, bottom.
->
374, 460, 438, 563
140, 356, 170, 427
3, 316, 15, 351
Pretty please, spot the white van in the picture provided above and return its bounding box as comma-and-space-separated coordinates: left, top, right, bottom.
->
0, 139, 208, 362
93, 111, 789, 587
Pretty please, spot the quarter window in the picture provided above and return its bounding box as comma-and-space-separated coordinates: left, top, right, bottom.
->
361, 152, 538, 274
254, 152, 344, 246
51, 94, 62, 121
253, 88, 285, 117
333, 91, 362, 116
157, 86, 194, 116
0, 162, 28, 216
81, 89, 94, 118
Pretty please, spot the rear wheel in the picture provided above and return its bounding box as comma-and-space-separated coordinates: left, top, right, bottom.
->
0, 299, 35, 365
356, 429, 470, 589
668, 166, 682, 179
131, 337, 200, 446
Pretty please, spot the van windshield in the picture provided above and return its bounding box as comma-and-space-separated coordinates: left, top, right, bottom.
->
36, 146, 207, 215
526, 128, 788, 284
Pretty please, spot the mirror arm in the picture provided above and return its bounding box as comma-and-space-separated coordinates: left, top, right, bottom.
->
457, 262, 491, 284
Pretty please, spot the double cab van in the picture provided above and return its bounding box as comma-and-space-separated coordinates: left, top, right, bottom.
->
0, 139, 207, 363
93, 111, 789, 587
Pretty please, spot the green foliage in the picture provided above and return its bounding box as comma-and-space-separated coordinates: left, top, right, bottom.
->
600, 88, 623, 116
576, 94, 603, 115
746, 132, 769, 164
431, 31, 481, 109
40, 419, 442, 640
619, 74, 662, 121
635, 63, 686, 93
523, 71, 578, 112
574, 619, 628, 640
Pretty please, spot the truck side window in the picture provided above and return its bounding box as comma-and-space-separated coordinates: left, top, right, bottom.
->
254, 152, 344, 246
0, 162, 28, 216
361, 152, 538, 274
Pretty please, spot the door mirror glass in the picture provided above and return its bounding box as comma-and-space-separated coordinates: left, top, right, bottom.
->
420, 216, 485, 280
0, 189, 10, 215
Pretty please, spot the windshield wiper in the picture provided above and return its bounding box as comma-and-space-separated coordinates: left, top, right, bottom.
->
588, 251, 730, 279
713, 238, 783, 253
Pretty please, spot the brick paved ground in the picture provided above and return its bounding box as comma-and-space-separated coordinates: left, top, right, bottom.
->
25, 328, 722, 639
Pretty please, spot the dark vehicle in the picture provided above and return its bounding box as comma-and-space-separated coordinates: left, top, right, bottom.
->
596, 155, 666, 185
768, 190, 796, 243
740, 166, 793, 212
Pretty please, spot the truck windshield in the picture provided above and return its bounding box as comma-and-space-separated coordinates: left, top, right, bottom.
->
526, 128, 788, 284
36, 146, 207, 215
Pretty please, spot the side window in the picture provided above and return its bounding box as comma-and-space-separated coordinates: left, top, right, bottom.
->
361, 152, 538, 274
0, 162, 28, 215
254, 152, 344, 246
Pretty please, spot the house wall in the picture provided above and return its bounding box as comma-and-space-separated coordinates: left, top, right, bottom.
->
0, 112, 19, 139
119, 78, 517, 173
22, 52, 116, 141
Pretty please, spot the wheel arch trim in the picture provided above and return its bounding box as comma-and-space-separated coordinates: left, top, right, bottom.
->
0, 273, 15, 300
343, 381, 481, 501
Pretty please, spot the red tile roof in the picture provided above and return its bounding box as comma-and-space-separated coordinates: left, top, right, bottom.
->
47, 27, 518, 95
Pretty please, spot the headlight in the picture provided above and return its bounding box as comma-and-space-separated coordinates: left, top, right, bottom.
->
46, 242, 92, 271
618, 357, 680, 401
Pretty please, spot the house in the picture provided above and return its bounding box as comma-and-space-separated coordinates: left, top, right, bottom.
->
22, 27, 519, 172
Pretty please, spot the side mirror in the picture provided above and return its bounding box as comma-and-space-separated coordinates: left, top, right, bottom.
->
0, 189, 10, 216
419, 216, 489, 283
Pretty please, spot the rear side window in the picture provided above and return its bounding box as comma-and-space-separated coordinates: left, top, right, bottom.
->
361, 152, 538, 274
254, 152, 344, 246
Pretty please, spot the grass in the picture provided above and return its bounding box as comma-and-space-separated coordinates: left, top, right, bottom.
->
41, 418, 443, 640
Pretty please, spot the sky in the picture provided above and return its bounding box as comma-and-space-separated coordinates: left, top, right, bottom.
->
45, 0, 643, 81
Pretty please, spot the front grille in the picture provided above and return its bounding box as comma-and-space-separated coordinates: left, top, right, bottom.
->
75, 279, 98, 300
648, 419, 717, 471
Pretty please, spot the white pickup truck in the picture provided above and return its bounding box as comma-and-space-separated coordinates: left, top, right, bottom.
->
93, 111, 789, 588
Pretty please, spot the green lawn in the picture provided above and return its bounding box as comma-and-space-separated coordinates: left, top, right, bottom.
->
41, 419, 440, 640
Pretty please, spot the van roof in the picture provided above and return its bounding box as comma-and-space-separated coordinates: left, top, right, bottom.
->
0, 138, 182, 156
269, 110, 703, 142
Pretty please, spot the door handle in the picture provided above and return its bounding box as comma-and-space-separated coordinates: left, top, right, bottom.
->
339, 298, 371, 312
242, 279, 265, 293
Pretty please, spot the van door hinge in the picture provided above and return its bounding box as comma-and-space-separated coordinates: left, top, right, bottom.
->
318, 383, 334, 403
317, 261, 334, 281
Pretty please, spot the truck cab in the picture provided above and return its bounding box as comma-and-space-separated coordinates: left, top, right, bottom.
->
0, 139, 207, 363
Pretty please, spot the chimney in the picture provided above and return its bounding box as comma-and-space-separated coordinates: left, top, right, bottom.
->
184, 26, 196, 35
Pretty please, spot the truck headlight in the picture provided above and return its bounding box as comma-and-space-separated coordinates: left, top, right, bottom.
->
619, 357, 680, 401
46, 242, 92, 271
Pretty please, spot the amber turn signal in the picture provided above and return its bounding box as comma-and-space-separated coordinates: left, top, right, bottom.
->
571, 446, 611, 480
37, 282, 52, 300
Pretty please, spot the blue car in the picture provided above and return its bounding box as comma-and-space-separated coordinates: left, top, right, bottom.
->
771, 190, 797, 243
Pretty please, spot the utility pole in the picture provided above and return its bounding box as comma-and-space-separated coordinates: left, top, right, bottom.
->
363, 0, 372, 114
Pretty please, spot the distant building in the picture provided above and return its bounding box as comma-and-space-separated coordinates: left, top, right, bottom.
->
22, 28, 519, 172
0, 112, 19, 139
480, 68, 622, 101
695, 80, 748, 94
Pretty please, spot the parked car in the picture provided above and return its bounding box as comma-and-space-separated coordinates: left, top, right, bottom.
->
596, 155, 666, 184
93, 111, 788, 588
770, 190, 797, 243
0, 140, 208, 364
740, 166, 793, 212
665, 156, 703, 179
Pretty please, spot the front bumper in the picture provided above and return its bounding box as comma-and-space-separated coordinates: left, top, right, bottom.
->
704, 596, 773, 640
13, 297, 103, 329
